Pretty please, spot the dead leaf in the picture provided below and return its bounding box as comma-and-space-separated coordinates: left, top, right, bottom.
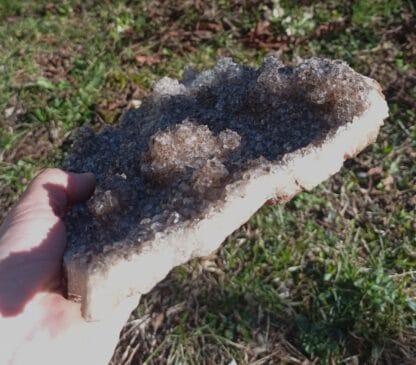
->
151, 312, 165, 332
42, 3, 59, 14
196, 21, 223, 33
35, 47, 79, 83
313, 19, 346, 38
45, 3, 56, 11
192, 30, 215, 40
6, 16, 19, 23
4, 107, 16, 119
39, 35, 58, 45
382, 175, 395, 191
254, 20, 271, 37
134, 54, 162, 66
368, 166, 383, 176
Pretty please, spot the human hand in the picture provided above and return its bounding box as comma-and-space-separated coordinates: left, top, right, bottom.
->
0, 168, 138, 365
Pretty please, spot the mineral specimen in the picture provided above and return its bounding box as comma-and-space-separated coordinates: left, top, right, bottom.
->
63, 57, 388, 320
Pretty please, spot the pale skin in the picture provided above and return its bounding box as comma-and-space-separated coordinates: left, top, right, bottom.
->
0, 168, 139, 365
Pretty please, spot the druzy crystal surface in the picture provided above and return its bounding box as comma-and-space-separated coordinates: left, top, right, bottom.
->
64, 57, 369, 267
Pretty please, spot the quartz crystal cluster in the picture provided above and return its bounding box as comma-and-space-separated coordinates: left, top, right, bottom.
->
64, 57, 369, 268
141, 119, 241, 189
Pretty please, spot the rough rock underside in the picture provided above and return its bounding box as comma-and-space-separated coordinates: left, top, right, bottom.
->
63, 57, 370, 278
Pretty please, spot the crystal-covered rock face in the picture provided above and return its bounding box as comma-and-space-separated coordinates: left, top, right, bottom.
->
64, 57, 369, 264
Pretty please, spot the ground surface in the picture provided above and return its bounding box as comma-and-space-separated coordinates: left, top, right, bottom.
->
0, 1, 415, 364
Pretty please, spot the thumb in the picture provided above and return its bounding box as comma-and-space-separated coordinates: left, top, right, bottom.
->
0, 168, 95, 257
0, 169, 95, 316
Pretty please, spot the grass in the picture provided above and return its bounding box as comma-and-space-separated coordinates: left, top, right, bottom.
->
1, 0, 415, 363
